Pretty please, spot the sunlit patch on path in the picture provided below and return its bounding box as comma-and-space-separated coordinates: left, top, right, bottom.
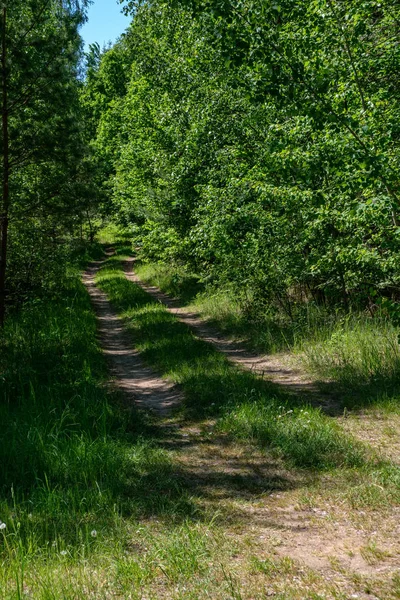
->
83, 259, 182, 415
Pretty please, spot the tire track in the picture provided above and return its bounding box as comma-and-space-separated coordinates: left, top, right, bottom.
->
83, 259, 182, 415
122, 257, 337, 411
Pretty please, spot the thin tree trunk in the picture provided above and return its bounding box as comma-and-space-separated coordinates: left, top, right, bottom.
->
86, 208, 94, 243
0, 7, 9, 327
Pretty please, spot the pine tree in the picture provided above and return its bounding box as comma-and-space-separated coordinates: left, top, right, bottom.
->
0, 0, 88, 324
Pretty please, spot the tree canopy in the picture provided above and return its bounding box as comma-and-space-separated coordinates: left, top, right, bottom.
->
0, 0, 95, 319
82, 0, 400, 317
2, 0, 400, 321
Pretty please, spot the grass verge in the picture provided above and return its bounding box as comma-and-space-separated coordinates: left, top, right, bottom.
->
135, 261, 400, 410
0, 263, 215, 598
96, 256, 388, 476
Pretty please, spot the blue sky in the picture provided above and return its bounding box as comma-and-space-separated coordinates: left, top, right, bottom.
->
80, 0, 131, 52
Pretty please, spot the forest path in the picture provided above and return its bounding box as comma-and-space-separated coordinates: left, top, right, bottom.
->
83, 257, 182, 414
82, 253, 399, 597
123, 257, 336, 412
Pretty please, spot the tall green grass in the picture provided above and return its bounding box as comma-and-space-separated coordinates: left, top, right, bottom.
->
136, 261, 204, 304
0, 267, 199, 598
0, 252, 397, 598
302, 317, 400, 397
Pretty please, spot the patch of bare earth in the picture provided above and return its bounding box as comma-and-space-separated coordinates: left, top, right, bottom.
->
84, 258, 400, 599
166, 423, 400, 599
83, 259, 182, 414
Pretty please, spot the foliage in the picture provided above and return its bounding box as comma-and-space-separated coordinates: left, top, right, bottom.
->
0, 0, 102, 314
85, 0, 400, 317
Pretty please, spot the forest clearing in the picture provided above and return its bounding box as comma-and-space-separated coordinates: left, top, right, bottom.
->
1, 0, 400, 598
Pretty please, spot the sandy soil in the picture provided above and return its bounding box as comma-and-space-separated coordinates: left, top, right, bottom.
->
83, 259, 182, 415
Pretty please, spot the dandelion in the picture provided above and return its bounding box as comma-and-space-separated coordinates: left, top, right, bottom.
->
0, 522, 6, 530
91, 530, 97, 538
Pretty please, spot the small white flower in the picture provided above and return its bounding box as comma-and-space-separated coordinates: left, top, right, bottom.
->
60, 550, 67, 556
91, 530, 97, 538
0, 523, 6, 530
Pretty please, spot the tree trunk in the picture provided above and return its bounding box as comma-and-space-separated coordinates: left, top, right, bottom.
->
0, 6, 9, 327
86, 209, 94, 243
